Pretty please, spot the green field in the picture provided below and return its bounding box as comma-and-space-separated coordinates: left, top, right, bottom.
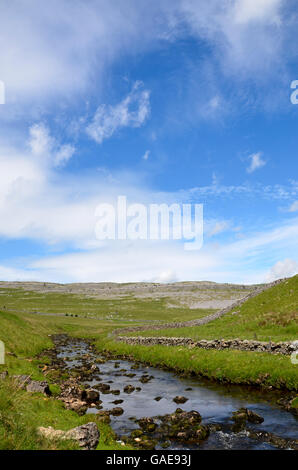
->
0, 288, 213, 323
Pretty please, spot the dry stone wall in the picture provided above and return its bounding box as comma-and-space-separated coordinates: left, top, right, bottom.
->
117, 336, 297, 356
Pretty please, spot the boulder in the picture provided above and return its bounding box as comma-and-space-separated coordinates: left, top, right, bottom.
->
232, 407, 264, 425
173, 396, 188, 404
85, 389, 100, 403
13, 375, 31, 389
246, 409, 264, 424
12, 375, 51, 396
110, 407, 124, 416
138, 417, 157, 432
66, 423, 99, 450
26, 380, 51, 396
97, 383, 110, 392
37, 422, 99, 450
139, 374, 153, 383
63, 398, 88, 415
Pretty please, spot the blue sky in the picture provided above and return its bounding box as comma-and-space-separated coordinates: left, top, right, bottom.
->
0, 0, 298, 284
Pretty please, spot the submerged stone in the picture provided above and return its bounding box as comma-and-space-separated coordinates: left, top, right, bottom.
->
173, 396, 188, 404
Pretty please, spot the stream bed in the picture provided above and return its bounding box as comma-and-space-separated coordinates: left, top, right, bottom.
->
55, 337, 298, 450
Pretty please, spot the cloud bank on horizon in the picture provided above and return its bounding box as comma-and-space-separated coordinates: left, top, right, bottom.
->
0, 0, 297, 285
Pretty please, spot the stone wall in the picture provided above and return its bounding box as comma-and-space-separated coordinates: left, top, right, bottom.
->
113, 278, 285, 336
117, 336, 298, 356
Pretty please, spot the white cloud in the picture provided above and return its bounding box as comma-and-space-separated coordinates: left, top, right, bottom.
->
11, 218, 298, 284
0, 264, 41, 282
179, 0, 285, 79
288, 201, 298, 212
246, 152, 266, 173
28, 123, 53, 157
234, 0, 282, 25
28, 123, 75, 167
0, 126, 155, 246
0, 1, 167, 102
86, 82, 150, 144
143, 150, 150, 161
0, 0, 290, 110
27, 242, 218, 283
265, 258, 298, 282
154, 269, 178, 283
54, 145, 76, 167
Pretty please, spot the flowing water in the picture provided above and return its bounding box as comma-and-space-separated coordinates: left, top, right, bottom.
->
57, 339, 298, 450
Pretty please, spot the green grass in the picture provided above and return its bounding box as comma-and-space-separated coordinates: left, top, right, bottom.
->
0, 287, 213, 323
129, 276, 298, 342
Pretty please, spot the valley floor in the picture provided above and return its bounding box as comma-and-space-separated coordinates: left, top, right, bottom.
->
0, 276, 297, 449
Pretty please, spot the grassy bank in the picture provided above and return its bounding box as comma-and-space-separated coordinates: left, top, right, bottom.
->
0, 378, 126, 450
96, 336, 298, 391
0, 309, 131, 450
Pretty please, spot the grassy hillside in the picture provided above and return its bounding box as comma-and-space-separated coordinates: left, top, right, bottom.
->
129, 276, 298, 342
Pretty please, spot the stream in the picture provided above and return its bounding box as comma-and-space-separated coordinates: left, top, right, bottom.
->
56, 337, 298, 450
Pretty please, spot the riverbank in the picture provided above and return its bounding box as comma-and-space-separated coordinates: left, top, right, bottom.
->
96, 336, 298, 393
0, 311, 132, 450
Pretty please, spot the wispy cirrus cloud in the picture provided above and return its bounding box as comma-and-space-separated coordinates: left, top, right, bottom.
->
179, 180, 298, 201
86, 81, 150, 144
